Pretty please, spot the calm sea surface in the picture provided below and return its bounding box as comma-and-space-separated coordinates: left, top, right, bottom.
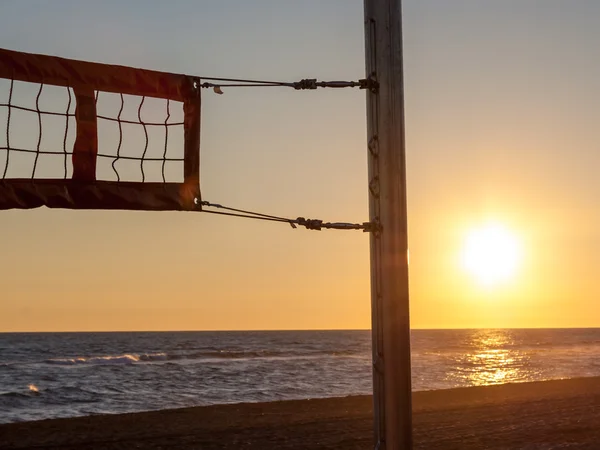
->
2, 329, 600, 423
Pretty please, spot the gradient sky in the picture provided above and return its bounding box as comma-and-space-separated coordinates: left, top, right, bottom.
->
1, 1, 600, 331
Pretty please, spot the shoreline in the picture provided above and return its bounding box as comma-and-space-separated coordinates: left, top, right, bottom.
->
3, 377, 600, 449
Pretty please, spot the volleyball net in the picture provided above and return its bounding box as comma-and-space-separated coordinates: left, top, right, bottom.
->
0, 48, 201, 211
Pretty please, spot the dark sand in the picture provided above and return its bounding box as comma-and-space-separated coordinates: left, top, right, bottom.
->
3, 377, 600, 449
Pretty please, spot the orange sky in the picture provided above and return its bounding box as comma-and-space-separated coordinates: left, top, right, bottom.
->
1, 1, 600, 331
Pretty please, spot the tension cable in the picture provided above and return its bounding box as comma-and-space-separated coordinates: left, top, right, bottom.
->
199, 76, 378, 94
196, 200, 378, 233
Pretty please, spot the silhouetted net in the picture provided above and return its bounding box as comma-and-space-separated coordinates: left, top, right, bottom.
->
0, 48, 201, 211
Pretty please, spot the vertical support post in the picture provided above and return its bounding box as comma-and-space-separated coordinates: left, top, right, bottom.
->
364, 1, 413, 449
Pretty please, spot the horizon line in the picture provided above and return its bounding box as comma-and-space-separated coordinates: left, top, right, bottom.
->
2, 326, 600, 334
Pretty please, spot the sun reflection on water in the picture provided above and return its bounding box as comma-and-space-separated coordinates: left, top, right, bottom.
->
447, 329, 534, 386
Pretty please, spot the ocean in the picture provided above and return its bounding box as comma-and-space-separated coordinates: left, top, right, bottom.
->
2, 328, 600, 424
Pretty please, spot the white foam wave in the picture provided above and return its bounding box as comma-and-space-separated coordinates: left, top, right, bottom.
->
44, 349, 355, 367
46, 353, 168, 366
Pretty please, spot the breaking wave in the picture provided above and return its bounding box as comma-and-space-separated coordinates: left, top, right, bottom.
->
46, 353, 168, 366
43, 349, 360, 366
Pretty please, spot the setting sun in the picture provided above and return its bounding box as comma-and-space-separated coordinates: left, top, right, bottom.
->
461, 223, 522, 287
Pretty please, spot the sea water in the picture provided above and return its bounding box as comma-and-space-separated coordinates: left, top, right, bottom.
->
2, 328, 600, 423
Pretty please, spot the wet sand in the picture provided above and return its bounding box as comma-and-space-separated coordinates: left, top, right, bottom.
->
2, 377, 600, 449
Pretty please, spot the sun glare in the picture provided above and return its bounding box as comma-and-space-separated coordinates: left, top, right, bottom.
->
461, 223, 522, 287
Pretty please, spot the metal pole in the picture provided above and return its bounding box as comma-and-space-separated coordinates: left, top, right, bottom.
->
364, 1, 413, 449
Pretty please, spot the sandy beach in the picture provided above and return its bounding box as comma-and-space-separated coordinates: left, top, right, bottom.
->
2, 377, 600, 449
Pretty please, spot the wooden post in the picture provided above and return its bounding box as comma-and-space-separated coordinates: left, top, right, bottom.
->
364, 1, 413, 449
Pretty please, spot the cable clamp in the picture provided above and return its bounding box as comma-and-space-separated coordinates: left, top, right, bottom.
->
359, 76, 379, 93
293, 79, 318, 90
363, 220, 382, 234
296, 217, 323, 230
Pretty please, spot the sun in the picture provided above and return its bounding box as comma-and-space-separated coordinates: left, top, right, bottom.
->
461, 222, 522, 287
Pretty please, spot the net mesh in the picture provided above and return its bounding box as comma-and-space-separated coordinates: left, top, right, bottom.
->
94, 92, 186, 183
0, 48, 201, 211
